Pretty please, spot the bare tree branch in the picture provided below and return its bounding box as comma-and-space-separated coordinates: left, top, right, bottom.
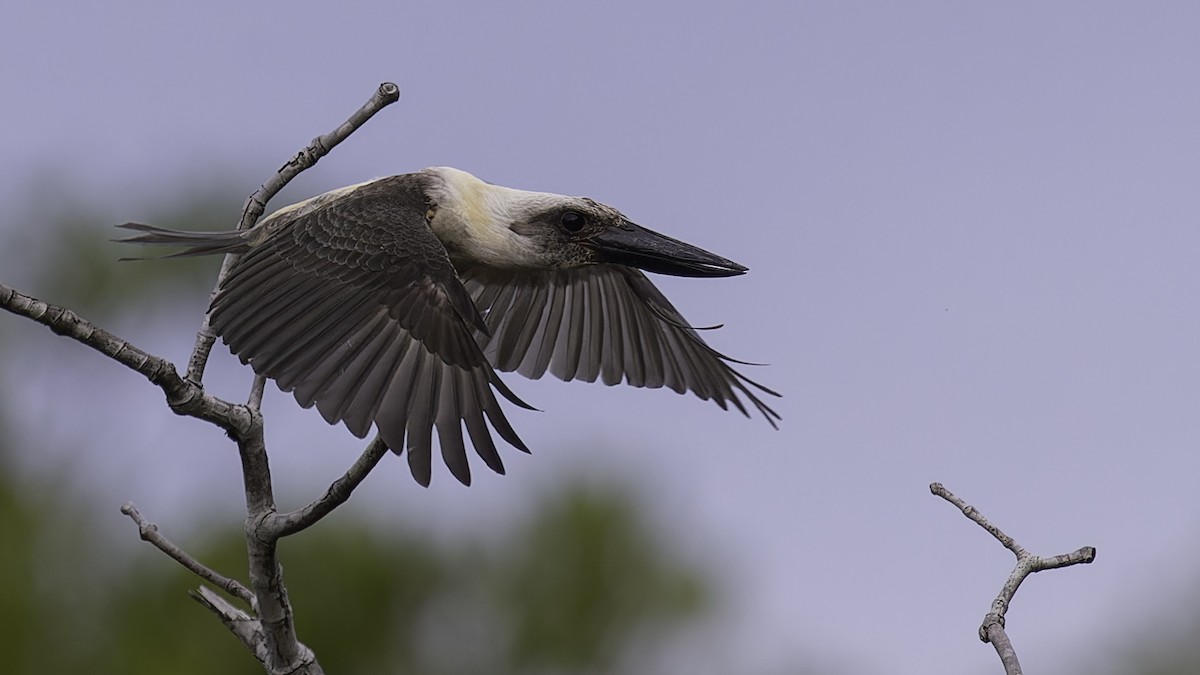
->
930, 482, 1097, 675
248, 373, 268, 410
181, 82, 400, 674
0, 281, 316, 671
2, 82, 404, 674
121, 502, 256, 608
0, 283, 251, 435
184, 82, 401, 384
271, 437, 390, 538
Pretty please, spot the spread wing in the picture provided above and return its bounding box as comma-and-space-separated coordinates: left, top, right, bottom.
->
459, 265, 781, 426
209, 176, 533, 487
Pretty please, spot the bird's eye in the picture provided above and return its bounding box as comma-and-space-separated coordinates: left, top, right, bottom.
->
560, 211, 585, 232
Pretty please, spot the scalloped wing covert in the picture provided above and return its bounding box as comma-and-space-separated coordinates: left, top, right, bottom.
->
208, 176, 533, 487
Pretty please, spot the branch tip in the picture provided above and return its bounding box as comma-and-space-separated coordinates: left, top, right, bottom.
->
378, 82, 400, 101
121, 500, 256, 607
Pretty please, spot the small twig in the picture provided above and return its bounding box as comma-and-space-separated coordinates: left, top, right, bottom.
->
270, 437, 390, 538
184, 82, 400, 385
930, 482, 1096, 675
190, 586, 273, 666
121, 502, 256, 607
239, 82, 401, 232
931, 483, 1024, 557
248, 373, 267, 410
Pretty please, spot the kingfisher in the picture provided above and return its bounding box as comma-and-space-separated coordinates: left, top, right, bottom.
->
119, 167, 780, 486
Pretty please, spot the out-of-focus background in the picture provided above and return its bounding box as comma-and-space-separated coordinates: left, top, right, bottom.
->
3, 3, 1199, 674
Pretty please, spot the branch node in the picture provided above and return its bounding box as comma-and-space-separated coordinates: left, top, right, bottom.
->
271, 436, 389, 538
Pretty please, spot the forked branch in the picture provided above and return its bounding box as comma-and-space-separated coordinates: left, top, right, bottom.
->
930, 482, 1096, 675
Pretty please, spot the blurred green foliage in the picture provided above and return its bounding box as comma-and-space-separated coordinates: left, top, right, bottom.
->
0, 472, 708, 674
496, 488, 705, 672
25, 185, 243, 320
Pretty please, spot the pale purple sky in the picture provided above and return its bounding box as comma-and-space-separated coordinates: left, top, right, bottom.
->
4, 3, 1200, 673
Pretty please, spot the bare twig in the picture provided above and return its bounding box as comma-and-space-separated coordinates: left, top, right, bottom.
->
121, 502, 256, 607
930, 482, 1097, 675
271, 437, 390, 538
184, 82, 401, 384
248, 373, 267, 411
190, 587, 274, 666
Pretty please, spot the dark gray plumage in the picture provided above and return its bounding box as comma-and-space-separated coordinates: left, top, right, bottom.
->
118, 167, 780, 486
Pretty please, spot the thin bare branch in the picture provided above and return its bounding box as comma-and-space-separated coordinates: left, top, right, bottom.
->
1034, 546, 1097, 571
930, 482, 1097, 675
270, 437, 390, 538
184, 82, 401, 384
190, 587, 276, 669
248, 373, 267, 410
0, 282, 253, 435
240, 82, 401, 232
930, 482, 1024, 557
121, 502, 256, 607
3, 283, 180, 388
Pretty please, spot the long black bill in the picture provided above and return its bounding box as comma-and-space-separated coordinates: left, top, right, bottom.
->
591, 222, 748, 278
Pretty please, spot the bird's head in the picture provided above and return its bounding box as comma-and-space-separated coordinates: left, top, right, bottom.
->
425, 166, 748, 277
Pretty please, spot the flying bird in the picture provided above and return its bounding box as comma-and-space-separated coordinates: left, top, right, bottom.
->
119, 167, 780, 486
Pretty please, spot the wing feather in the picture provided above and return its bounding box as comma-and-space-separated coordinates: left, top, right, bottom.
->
522, 279, 564, 380
459, 265, 781, 427
574, 273, 599, 383
436, 368, 471, 485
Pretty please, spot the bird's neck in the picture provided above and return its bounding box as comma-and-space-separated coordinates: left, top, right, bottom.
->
427, 168, 552, 269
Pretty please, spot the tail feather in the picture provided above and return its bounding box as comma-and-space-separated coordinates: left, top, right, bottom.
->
115, 222, 250, 259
